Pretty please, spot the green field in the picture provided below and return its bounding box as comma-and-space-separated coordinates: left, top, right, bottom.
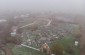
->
12, 46, 46, 55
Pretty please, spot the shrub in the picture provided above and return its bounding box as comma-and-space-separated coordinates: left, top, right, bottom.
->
50, 43, 64, 55
65, 46, 74, 54
6, 36, 22, 45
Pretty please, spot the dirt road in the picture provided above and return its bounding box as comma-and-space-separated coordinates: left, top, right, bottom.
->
0, 45, 13, 55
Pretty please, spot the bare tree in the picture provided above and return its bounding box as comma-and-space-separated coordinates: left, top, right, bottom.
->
74, 16, 85, 55
0, 18, 22, 55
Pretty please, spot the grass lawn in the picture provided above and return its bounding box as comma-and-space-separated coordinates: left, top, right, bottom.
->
12, 46, 47, 55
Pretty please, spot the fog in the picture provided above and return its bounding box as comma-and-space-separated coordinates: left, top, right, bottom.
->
0, 0, 84, 15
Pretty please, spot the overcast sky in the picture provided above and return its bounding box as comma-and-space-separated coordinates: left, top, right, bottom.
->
0, 0, 84, 14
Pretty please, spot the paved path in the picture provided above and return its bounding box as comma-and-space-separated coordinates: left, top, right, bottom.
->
21, 44, 40, 51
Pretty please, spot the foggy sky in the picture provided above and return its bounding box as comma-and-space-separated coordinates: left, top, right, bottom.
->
0, 0, 84, 14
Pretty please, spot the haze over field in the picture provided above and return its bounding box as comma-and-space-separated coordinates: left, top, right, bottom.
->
0, 0, 84, 15
0, 0, 85, 55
